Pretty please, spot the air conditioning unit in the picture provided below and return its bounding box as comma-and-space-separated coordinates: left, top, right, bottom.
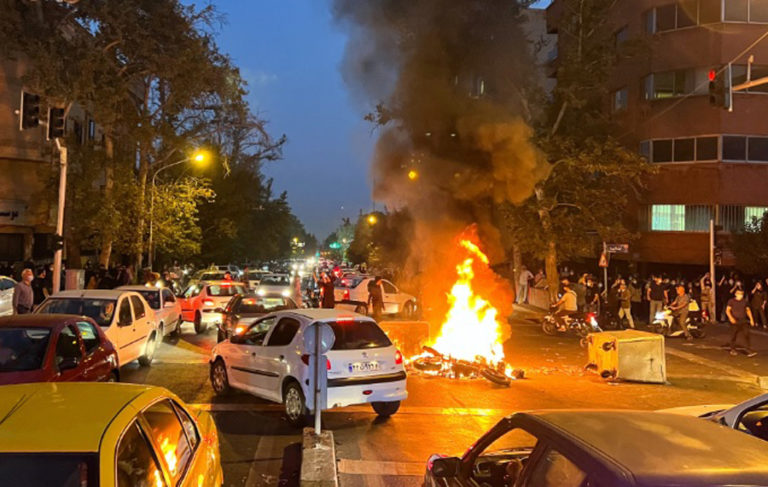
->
586, 330, 666, 384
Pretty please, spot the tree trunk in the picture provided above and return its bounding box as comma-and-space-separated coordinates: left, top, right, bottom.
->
535, 188, 560, 302
99, 134, 115, 267
135, 82, 151, 271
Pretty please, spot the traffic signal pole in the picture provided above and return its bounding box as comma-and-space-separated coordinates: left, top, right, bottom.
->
53, 140, 67, 293
709, 219, 716, 310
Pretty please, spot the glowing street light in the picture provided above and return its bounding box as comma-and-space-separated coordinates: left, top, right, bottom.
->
367, 214, 378, 225
408, 169, 418, 181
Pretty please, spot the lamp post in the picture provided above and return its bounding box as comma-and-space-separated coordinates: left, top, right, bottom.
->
147, 150, 206, 270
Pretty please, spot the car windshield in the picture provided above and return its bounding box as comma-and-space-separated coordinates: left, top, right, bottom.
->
208, 285, 245, 297
136, 290, 161, 310
0, 328, 51, 372
247, 271, 265, 279
201, 272, 227, 281
261, 275, 290, 285
0, 453, 98, 486
327, 320, 392, 350
240, 296, 293, 314
338, 277, 365, 289
37, 298, 118, 327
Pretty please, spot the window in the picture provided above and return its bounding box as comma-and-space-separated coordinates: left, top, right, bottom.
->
266, 318, 300, 346
645, 70, 693, 99
207, 285, 245, 297
118, 299, 132, 326
0, 328, 51, 372
674, 137, 695, 161
0, 278, 13, 291
142, 400, 194, 483
613, 88, 628, 112
76, 321, 100, 354
37, 298, 117, 328
652, 205, 686, 231
182, 285, 200, 298
700, 0, 722, 22
656, 4, 677, 31
137, 290, 160, 310
614, 26, 628, 46
752, 0, 768, 21
327, 320, 392, 350
678, 0, 698, 27
87, 119, 95, 140
723, 136, 747, 160
116, 422, 167, 487
696, 136, 718, 160
526, 448, 587, 487
0, 453, 98, 487
749, 136, 768, 161
130, 296, 146, 320
382, 281, 397, 294
643, 9, 656, 33
243, 317, 277, 346
725, 0, 749, 20
652, 140, 673, 162
685, 205, 714, 231
746, 207, 768, 223
55, 325, 82, 366
639, 141, 651, 160
162, 289, 175, 304
173, 403, 199, 450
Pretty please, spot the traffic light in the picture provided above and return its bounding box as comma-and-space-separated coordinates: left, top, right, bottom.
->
47, 107, 66, 140
20, 91, 40, 130
708, 68, 731, 110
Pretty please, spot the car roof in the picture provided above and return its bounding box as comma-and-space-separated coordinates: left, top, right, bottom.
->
281, 308, 372, 322
203, 280, 245, 286
117, 285, 166, 292
48, 289, 135, 299
521, 410, 768, 485
0, 383, 167, 453
0, 314, 84, 329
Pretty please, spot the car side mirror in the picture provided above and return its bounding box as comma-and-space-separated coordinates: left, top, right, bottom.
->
58, 357, 79, 371
430, 457, 461, 478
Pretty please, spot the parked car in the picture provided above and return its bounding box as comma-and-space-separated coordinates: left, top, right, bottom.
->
334, 276, 417, 318
178, 281, 247, 334
0, 314, 119, 384
424, 410, 768, 487
246, 269, 269, 288
0, 276, 16, 316
217, 293, 298, 342
0, 382, 223, 486
210, 309, 407, 426
255, 273, 292, 297
661, 392, 768, 441
118, 285, 182, 338
35, 290, 159, 368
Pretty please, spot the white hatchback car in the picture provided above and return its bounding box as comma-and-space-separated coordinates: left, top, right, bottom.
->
118, 285, 182, 338
35, 290, 159, 368
209, 309, 407, 425
335, 276, 418, 318
0, 276, 16, 316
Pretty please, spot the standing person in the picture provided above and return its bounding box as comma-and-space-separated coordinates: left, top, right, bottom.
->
318, 272, 335, 309
647, 275, 667, 324
628, 277, 642, 321
726, 289, 757, 357
585, 278, 600, 314
668, 284, 693, 341
701, 283, 716, 324
32, 267, 48, 307
516, 265, 533, 304
574, 275, 586, 312
367, 276, 385, 321
617, 282, 635, 329
12, 269, 34, 315
750, 281, 767, 329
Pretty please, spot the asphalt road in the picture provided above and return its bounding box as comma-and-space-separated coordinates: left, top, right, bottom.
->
120, 315, 768, 487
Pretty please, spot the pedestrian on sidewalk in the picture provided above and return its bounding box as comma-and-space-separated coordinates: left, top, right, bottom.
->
726, 290, 757, 357
516, 265, 533, 304
750, 281, 767, 329
12, 268, 34, 315
618, 282, 635, 329
647, 275, 667, 324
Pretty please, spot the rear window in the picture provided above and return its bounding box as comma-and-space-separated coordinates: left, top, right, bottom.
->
327, 320, 392, 350
200, 272, 226, 281
261, 275, 290, 285
240, 297, 294, 314
337, 277, 365, 289
0, 328, 51, 372
0, 453, 98, 486
37, 298, 117, 327
136, 290, 161, 310
208, 285, 245, 297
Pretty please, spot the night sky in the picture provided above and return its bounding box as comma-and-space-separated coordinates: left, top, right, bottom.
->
204, 0, 551, 240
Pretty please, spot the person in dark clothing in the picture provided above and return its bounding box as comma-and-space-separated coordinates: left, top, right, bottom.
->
318, 272, 335, 309
32, 267, 48, 306
12, 269, 34, 314
750, 281, 767, 329
727, 289, 756, 356
367, 276, 385, 321
647, 275, 667, 324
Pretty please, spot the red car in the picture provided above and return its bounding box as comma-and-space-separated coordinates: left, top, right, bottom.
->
0, 314, 119, 385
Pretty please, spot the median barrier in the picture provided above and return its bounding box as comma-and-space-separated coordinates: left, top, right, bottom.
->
301, 427, 338, 487
378, 321, 433, 357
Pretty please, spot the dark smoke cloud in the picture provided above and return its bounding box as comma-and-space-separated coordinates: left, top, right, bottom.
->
333, 0, 550, 323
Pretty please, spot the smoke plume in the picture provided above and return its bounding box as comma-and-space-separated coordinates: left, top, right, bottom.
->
333, 0, 550, 323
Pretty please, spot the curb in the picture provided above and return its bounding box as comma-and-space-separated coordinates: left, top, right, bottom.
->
300, 428, 338, 487
665, 348, 768, 389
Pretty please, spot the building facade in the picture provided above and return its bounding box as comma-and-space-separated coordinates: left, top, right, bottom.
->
547, 0, 768, 267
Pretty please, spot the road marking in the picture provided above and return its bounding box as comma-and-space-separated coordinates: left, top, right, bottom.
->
170, 337, 212, 356
191, 403, 508, 416
338, 459, 424, 477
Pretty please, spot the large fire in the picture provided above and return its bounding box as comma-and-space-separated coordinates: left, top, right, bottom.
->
429, 239, 506, 364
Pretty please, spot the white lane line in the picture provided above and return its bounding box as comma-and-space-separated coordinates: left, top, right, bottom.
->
338, 459, 424, 477
191, 403, 508, 416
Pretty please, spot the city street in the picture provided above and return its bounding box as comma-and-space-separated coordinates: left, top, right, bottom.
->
121, 312, 768, 487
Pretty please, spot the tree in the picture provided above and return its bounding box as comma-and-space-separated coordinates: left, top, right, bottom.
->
732, 216, 768, 275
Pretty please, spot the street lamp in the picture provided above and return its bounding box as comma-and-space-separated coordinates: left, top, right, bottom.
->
148, 149, 208, 269
408, 169, 418, 181
367, 214, 378, 225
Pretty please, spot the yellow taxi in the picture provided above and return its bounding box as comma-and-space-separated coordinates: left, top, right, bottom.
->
0, 382, 223, 486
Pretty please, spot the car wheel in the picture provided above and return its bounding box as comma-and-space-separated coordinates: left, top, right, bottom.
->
210, 359, 231, 395
402, 302, 415, 319
371, 400, 400, 417
171, 317, 182, 337
107, 371, 119, 382
283, 381, 309, 427
138, 333, 157, 367
354, 304, 368, 315
194, 312, 206, 334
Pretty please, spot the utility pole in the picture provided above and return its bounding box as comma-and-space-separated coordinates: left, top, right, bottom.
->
53, 140, 68, 293
709, 219, 716, 309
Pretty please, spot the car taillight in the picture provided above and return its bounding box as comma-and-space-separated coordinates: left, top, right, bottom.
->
343, 290, 350, 301
395, 350, 403, 365
301, 354, 331, 370
203, 299, 215, 307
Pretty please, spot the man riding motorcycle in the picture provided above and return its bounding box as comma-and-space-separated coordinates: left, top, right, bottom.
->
553, 282, 579, 330
668, 284, 693, 341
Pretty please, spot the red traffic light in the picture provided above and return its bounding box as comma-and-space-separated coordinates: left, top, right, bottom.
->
708, 69, 717, 82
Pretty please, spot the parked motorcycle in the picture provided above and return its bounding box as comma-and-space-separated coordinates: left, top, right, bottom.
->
649, 302, 706, 338
542, 309, 603, 347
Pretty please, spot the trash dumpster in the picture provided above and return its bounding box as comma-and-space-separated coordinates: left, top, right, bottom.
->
586, 330, 666, 384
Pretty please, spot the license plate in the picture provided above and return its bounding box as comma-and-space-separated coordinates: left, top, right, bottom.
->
349, 361, 379, 373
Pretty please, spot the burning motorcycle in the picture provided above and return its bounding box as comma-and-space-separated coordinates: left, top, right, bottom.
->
649, 301, 706, 338
542, 309, 603, 347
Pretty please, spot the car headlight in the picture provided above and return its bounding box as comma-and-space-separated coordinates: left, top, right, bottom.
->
257, 289, 266, 296
281, 289, 291, 297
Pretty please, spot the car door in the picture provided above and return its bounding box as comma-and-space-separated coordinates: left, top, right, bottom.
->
260, 317, 301, 402
130, 295, 153, 355
115, 420, 170, 487
75, 320, 111, 382
227, 316, 277, 396
53, 324, 86, 381
382, 281, 399, 314
140, 399, 196, 486
0, 278, 14, 316
114, 297, 137, 364
178, 285, 201, 322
